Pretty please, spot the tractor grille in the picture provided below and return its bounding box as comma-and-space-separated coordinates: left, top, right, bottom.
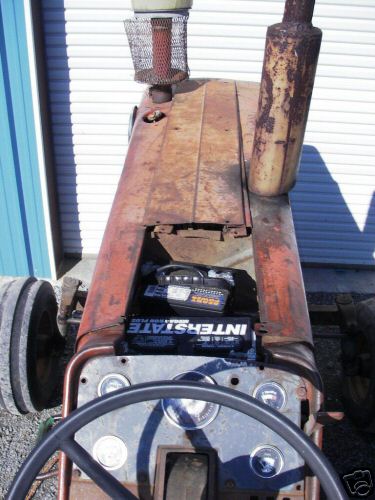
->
125, 16, 189, 85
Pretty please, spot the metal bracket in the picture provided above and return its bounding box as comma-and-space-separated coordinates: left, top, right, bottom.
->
153, 224, 249, 240
57, 277, 82, 336
223, 225, 248, 239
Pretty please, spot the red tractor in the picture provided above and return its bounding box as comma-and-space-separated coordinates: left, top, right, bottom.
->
3, 1, 374, 499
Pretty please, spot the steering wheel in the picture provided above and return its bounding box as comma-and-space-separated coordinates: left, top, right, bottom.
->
7, 381, 348, 500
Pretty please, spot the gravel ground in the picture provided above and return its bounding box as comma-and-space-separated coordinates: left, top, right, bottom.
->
1, 292, 375, 499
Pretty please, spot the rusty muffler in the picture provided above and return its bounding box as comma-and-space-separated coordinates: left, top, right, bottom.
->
249, 0, 322, 196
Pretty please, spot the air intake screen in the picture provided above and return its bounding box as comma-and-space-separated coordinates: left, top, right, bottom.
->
125, 17, 189, 85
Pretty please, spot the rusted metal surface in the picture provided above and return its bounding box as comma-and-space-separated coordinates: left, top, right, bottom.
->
266, 343, 323, 410
69, 479, 149, 500
283, 0, 315, 23
249, 15, 321, 196
76, 92, 173, 351
145, 79, 206, 224
176, 227, 223, 240
307, 425, 323, 500
144, 79, 257, 227
250, 193, 313, 346
58, 345, 115, 500
153, 447, 217, 500
57, 277, 81, 336
150, 85, 173, 104
193, 80, 246, 225
56, 79, 256, 246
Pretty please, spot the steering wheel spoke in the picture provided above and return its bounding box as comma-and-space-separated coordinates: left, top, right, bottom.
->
60, 438, 136, 499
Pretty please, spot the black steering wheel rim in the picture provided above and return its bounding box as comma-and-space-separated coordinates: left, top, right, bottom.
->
7, 381, 348, 500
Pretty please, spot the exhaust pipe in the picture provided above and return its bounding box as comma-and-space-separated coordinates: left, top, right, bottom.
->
249, 0, 322, 196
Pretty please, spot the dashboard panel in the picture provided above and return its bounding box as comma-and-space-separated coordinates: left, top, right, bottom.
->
75, 355, 306, 497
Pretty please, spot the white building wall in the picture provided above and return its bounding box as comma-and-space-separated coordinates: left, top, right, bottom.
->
42, 0, 375, 265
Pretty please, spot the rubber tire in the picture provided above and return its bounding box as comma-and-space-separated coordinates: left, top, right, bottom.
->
0, 280, 16, 410
0, 278, 36, 414
10, 280, 64, 413
342, 297, 375, 432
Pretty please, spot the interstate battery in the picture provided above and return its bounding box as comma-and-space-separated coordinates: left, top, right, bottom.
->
124, 316, 254, 354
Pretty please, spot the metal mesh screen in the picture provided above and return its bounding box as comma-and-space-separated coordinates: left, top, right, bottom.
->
125, 17, 189, 85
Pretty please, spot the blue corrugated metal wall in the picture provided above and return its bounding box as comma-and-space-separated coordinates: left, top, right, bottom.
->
0, 0, 51, 278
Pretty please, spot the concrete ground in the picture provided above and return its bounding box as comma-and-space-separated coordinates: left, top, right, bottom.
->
1, 264, 375, 498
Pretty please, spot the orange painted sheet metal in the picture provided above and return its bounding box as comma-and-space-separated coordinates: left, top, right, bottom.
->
194, 80, 244, 225
76, 92, 172, 348
144, 79, 258, 227
77, 79, 259, 349
250, 193, 313, 346
144, 80, 206, 224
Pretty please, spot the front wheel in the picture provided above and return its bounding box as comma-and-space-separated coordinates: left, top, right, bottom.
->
0, 278, 65, 415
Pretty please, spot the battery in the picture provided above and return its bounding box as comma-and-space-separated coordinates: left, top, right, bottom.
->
125, 316, 254, 354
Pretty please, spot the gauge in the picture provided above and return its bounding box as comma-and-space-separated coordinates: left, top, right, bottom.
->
250, 445, 284, 478
97, 373, 130, 397
93, 435, 128, 470
253, 382, 286, 411
162, 371, 219, 430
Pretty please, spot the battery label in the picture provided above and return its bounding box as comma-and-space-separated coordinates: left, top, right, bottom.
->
144, 285, 227, 311
125, 317, 254, 352
167, 286, 191, 301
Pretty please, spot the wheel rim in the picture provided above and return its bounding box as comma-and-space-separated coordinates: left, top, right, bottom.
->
35, 310, 55, 383
10, 280, 64, 413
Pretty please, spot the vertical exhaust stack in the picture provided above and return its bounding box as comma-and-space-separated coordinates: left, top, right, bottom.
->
125, 1, 193, 103
249, 0, 322, 196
